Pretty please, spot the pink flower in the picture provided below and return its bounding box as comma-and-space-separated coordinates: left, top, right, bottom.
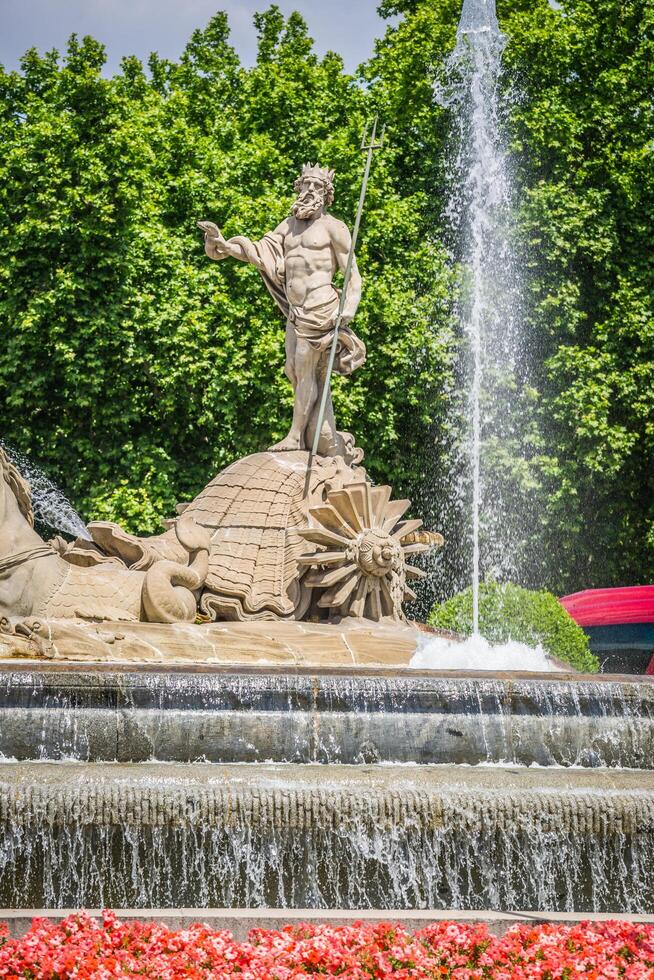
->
0, 913, 653, 978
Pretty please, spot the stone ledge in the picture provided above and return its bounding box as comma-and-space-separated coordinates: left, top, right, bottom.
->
2, 761, 653, 832
1, 908, 653, 940
0, 618, 421, 668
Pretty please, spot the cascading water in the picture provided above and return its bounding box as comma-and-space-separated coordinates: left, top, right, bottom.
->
1, 666, 653, 770
2, 761, 653, 911
437, 0, 526, 630
0, 663, 653, 911
1, 443, 90, 540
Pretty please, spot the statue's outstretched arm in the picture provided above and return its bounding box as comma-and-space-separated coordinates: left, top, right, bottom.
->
331, 220, 362, 324
198, 221, 246, 262
198, 219, 287, 272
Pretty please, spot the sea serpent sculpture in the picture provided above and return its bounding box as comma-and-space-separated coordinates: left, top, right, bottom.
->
0, 448, 210, 624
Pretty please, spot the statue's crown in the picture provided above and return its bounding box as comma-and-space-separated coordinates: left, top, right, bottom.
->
300, 163, 335, 184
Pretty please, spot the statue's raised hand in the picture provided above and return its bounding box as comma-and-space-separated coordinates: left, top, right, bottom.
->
198, 220, 228, 260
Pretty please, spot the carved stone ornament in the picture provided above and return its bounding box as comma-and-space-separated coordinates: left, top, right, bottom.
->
0, 448, 210, 625
299, 481, 444, 621
0, 431, 444, 629
199, 164, 365, 456
87, 450, 370, 623
80, 447, 445, 625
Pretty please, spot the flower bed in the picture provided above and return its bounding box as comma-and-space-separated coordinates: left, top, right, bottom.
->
0, 912, 653, 978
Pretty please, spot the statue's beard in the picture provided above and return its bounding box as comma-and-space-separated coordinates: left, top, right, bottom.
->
292, 192, 324, 220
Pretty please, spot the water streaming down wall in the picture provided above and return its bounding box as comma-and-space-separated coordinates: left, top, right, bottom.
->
0, 761, 652, 911
1, 668, 654, 769
0, 664, 653, 911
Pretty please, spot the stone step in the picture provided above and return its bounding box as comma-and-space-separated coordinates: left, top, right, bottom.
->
3, 908, 654, 941
0, 760, 653, 911
1, 663, 653, 768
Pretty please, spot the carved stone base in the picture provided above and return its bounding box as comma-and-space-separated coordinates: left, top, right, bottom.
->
0, 617, 423, 668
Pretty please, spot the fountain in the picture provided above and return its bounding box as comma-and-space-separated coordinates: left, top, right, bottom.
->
437, 0, 524, 627
0, 0, 652, 924
0, 664, 653, 910
0, 443, 90, 541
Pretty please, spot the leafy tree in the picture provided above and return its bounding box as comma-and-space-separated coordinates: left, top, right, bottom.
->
501, 0, 654, 591
0, 0, 651, 605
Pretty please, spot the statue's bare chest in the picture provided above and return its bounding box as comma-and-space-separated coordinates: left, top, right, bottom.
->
285, 221, 333, 254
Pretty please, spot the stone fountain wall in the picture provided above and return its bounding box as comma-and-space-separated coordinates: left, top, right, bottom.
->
0, 662, 653, 912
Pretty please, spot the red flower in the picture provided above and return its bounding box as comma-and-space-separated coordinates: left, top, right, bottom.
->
0, 914, 653, 979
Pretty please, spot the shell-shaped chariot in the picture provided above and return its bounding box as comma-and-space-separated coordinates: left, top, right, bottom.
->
86, 450, 443, 623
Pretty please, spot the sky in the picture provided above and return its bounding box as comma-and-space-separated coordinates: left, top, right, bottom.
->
0, 0, 391, 76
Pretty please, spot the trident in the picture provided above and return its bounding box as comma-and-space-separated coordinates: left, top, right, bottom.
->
309, 116, 385, 460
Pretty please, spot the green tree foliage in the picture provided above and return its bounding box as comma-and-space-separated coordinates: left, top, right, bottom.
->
501, 0, 654, 591
0, 9, 453, 534
364, 0, 653, 595
428, 581, 599, 673
0, 0, 651, 600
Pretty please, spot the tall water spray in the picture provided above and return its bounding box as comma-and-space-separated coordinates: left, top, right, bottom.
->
437, 0, 525, 632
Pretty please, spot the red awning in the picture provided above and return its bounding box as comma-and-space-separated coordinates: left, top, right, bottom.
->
560, 586, 654, 627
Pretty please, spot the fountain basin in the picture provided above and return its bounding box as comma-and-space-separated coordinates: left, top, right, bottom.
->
0, 664, 652, 768
0, 761, 652, 911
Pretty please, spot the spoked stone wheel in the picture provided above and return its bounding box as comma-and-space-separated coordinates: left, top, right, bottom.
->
298, 481, 440, 621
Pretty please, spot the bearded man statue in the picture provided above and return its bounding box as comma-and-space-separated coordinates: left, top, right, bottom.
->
199, 165, 366, 456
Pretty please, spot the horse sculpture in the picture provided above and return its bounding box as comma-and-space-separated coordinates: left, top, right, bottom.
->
0, 448, 210, 623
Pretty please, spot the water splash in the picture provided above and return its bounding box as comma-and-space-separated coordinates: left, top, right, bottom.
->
1, 444, 90, 540
437, 0, 527, 630
457, 0, 500, 34
411, 633, 558, 672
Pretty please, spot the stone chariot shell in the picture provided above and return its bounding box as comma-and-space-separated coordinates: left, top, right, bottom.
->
184, 450, 351, 622
85, 449, 443, 625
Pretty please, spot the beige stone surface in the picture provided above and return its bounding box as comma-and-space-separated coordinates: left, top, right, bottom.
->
2, 437, 442, 628
88, 452, 443, 625
0, 617, 420, 668
0, 449, 210, 626
300, 480, 443, 622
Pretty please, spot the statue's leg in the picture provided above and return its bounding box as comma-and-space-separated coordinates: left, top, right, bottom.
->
284, 320, 297, 388
269, 339, 321, 451
305, 356, 339, 456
